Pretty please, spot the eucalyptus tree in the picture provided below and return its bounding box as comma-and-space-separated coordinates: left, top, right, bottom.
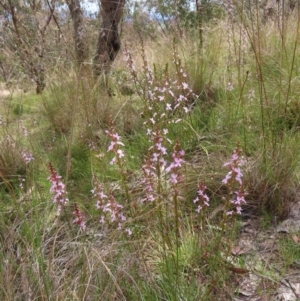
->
93, 0, 125, 75
65, 0, 89, 65
66, 0, 125, 76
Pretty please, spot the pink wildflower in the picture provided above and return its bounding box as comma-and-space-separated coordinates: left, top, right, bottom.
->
166, 144, 184, 173
73, 203, 86, 230
149, 130, 168, 168
182, 82, 189, 90
48, 162, 69, 216
92, 177, 127, 230
117, 149, 124, 158
19, 177, 25, 189
21, 123, 28, 137
227, 82, 234, 91
222, 144, 247, 215
166, 140, 185, 195
222, 146, 243, 186
92, 180, 108, 210
88, 140, 96, 150
141, 153, 156, 202
124, 46, 196, 132
125, 228, 132, 236
106, 121, 125, 166
193, 182, 210, 213
124, 45, 137, 81
21, 151, 34, 164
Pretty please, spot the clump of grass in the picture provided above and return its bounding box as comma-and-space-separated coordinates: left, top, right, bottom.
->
245, 134, 300, 219
0, 136, 26, 185
42, 78, 76, 135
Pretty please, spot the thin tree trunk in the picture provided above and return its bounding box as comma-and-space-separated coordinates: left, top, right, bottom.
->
66, 0, 89, 65
196, 0, 203, 49
93, 0, 125, 76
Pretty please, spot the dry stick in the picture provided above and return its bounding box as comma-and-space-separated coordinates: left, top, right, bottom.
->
40, 0, 55, 36
282, 278, 300, 299
45, 0, 66, 44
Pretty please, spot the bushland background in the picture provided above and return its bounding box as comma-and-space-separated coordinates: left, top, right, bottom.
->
1, 0, 300, 300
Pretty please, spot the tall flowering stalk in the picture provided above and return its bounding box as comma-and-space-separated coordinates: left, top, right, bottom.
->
146, 129, 169, 203
193, 182, 210, 214
21, 122, 28, 137
141, 131, 184, 205
164, 139, 185, 288
172, 48, 196, 114
124, 44, 196, 133
222, 144, 247, 216
48, 162, 69, 216
149, 129, 168, 168
166, 139, 185, 196
193, 182, 210, 230
105, 118, 130, 203
105, 121, 125, 166
124, 44, 138, 85
141, 153, 156, 203
92, 177, 130, 235
166, 140, 185, 240
72, 203, 86, 230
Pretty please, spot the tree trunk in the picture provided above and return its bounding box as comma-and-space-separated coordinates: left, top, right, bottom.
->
196, 0, 203, 49
66, 0, 89, 65
93, 0, 125, 76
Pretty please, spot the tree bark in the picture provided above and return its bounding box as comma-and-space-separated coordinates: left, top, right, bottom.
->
66, 0, 89, 65
196, 0, 203, 48
93, 0, 125, 76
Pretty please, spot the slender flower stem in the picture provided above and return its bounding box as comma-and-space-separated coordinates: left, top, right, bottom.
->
105, 118, 131, 204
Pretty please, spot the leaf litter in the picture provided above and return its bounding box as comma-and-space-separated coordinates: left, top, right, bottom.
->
231, 202, 300, 301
